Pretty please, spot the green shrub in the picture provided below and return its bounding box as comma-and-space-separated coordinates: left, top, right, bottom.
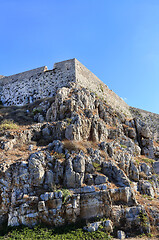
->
92, 162, 102, 172
57, 189, 72, 204
66, 118, 72, 126
138, 210, 149, 230
0, 224, 112, 239
32, 107, 43, 115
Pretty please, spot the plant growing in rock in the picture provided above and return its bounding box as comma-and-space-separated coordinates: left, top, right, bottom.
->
142, 158, 155, 166
120, 144, 127, 149
92, 162, 102, 172
51, 151, 65, 160
66, 118, 72, 126
57, 189, 72, 204
138, 210, 150, 233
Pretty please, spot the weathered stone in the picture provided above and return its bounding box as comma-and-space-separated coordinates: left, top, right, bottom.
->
73, 155, 85, 173
38, 201, 47, 212
129, 161, 139, 181
94, 173, 107, 185
28, 152, 45, 186
83, 221, 101, 232
103, 220, 113, 232
117, 230, 125, 239
138, 180, 155, 197
102, 161, 130, 187
153, 161, 159, 174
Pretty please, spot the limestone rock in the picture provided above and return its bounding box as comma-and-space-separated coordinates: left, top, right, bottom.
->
138, 180, 155, 197
153, 161, 159, 174
103, 220, 113, 232
28, 152, 45, 186
83, 221, 101, 232
117, 230, 126, 239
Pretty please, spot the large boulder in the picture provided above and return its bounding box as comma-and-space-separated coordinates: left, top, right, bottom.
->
28, 152, 46, 186
153, 161, 159, 175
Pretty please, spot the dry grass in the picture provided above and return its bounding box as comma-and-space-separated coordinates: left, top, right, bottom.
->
0, 143, 39, 165
100, 150, 108, 160
139, 171, 148, 180
0, 120, 19, 130
63, 140, 98, 154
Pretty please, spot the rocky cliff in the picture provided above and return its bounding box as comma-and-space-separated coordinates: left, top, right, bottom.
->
0, 73, 158, 238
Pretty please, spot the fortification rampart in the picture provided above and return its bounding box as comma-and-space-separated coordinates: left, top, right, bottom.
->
0, 59, 75, 106
0, 58, 131, 116
75, 59, 130, 116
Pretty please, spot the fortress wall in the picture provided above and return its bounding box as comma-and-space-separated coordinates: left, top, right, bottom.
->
0, 59, 76, 106
0, 66, 47, 84
75, 59, 131, 117
0, 58, 131, 117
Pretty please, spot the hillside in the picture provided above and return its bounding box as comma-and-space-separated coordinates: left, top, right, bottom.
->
0, 61, 158, 239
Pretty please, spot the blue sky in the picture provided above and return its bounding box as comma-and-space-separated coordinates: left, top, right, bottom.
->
0, 0, 159, 114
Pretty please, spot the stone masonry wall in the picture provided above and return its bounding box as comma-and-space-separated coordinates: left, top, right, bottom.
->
0, 59, 76, 106
75, 59, 131, 117
0, 58, 131, 117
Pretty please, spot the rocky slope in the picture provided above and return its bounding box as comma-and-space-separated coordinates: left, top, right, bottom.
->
0, 84, 158, 238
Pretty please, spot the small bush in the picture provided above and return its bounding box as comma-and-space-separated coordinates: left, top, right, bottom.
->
57, 189, 72, 203
51, 151, 65, 159
0, 120, 19, 130
66, 118, 72, 126
32, 107, 43, 115
138, 210, 149, 231
92, 162, 102, 172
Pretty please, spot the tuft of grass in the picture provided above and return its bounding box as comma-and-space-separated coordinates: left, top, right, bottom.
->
120, 144, 127, 149
50, 151, 65, 160
142, 158, 155, 165
100, 84, 104, 92
63, 140, 87, 154
0, 120, 19, 130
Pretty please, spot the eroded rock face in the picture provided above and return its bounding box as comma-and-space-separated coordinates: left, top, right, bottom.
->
28, 152, 46, 186
0, 85, 158, 236
153, 161, 159, 175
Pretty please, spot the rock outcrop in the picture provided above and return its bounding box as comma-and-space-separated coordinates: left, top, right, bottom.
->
0, 72, 158, 237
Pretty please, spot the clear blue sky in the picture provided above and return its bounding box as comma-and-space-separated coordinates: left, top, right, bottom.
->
0, 0, 159, 114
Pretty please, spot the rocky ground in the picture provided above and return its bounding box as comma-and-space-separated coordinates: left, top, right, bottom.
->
0, 84, 158, 239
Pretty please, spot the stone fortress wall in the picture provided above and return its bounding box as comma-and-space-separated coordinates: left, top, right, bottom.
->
0, 59, 76, 106
75, 59, 130, 116
0, 58, 130, 116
